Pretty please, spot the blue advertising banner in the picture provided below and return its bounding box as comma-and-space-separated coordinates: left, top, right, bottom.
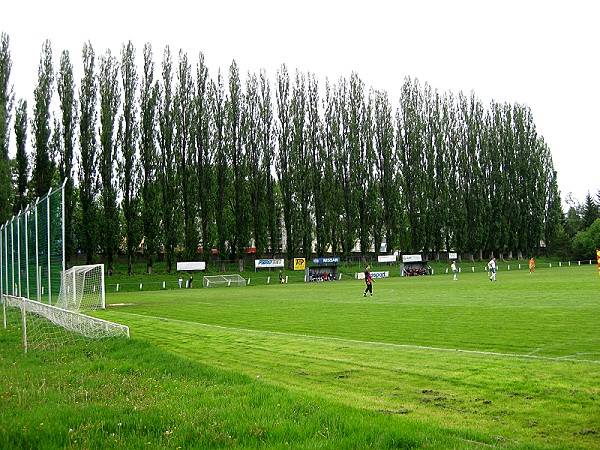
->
311, 257, 340, 265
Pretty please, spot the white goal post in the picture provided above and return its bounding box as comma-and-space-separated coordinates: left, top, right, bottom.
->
57, 264, 105, 311
203, 274, 247, 288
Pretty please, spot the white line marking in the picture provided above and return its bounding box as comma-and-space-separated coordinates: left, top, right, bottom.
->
119, 312, 600, 364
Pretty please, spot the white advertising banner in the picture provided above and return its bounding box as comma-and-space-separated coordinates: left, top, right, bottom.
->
255, 258, 285, 268
402, 254, 423, 263
356, 271, 389, 280
378, 255, 396, 263
177, 261, 206, 271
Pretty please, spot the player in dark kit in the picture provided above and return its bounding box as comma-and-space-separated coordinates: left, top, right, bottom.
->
363, 264, 373, 297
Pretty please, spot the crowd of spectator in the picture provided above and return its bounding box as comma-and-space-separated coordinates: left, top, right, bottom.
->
309, 271, 337, 282
402, 266, 433, 276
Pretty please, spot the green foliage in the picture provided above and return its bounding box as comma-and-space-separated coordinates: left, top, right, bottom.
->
195, 51, 214, 260
0, 32, 14, 223
13, 99, 27, 214
31, 40, 54, 199
545, 224, 574, 260
2, 34, 580, 270
227, 60, 252, 262
57, 50, 77, 263
78, 41, 99, 264
158, 47, 178, 271
98, 49, 121, 275
120, 41, 140, 275
139, 43, 161, 273
174, 50, 196, 262
572, 218, 600, 258
581, 192, 600, 229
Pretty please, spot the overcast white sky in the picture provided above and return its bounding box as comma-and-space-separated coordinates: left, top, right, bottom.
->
2, 0, 599, 205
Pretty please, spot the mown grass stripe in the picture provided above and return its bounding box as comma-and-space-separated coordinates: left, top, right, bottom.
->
118, 310, 600, 364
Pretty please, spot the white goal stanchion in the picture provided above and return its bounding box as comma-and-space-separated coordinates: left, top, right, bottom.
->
203, 274, 247, 288
57, 264, 105, 311
3, 295, 129, 353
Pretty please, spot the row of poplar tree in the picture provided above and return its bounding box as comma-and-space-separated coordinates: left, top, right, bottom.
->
0, 33, 562, 274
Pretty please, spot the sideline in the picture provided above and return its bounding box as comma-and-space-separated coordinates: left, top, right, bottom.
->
117, 311, 600, 365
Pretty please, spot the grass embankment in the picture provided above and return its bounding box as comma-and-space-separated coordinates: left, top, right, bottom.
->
1, 326, 487, 449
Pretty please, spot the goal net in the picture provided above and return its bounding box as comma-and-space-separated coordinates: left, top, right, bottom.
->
2, 295, 129, 352
203, 274, 247, 288
57, 264, 105, 311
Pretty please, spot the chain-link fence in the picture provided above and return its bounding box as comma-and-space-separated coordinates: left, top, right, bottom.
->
1, 182, 65, 305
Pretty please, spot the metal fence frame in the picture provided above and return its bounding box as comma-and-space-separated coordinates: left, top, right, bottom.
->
0, 181, 65, 305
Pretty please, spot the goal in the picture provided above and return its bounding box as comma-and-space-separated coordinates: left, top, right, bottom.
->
203, 274, 247, 288
56, 264, 105, 311
3, 294, 129, 353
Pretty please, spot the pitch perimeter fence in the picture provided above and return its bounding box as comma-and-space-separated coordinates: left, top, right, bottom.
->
0, 182, 65, 305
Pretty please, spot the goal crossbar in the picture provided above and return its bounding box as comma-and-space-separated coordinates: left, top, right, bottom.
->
203, 274, 246, 288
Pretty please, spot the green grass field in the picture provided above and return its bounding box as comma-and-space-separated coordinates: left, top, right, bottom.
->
1, 263, 599, 449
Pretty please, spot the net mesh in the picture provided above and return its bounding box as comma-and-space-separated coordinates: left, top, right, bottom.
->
203, 274, 247, 288
57, 264, 105, 311
3, 295, 129, 352
1, 185, 130, 353
0, 185, 64, 303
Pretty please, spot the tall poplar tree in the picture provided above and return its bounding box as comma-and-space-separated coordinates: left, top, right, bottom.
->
290, 70, 311, 258
307, 72, 326, 256
441, 92, 462, 256
78, 41, 99, 264
212, 70, 231, 270
139, 43, 160, 274
425, 86, 448, 259
275, 65, 297, 267
120, 41, 140, 275
195, 52, 214, 261
457, 92, 486, 259
352, 74, 375, 256
542, 145, 562, 250
227, 60, 251, 270
174, 50, 196, 262
398, 77, 427, 253
32, 39, 54, 199
98, 49, 120, 275
258, 70, 279, 256
0, 32, 13, 222
57, 49, 77, 264
336, 76, 359, 257
323, 79, 344, 254
158, 46, 178, 271
373, 89, 399, 253
13, 99, 28, 214
244, 72, 267, 256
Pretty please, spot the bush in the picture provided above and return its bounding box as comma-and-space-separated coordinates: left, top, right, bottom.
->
572, 218, 600, 259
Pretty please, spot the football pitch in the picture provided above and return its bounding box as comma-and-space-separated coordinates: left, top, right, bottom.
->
2, 264, 599, 449
95, 264, 600, 449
